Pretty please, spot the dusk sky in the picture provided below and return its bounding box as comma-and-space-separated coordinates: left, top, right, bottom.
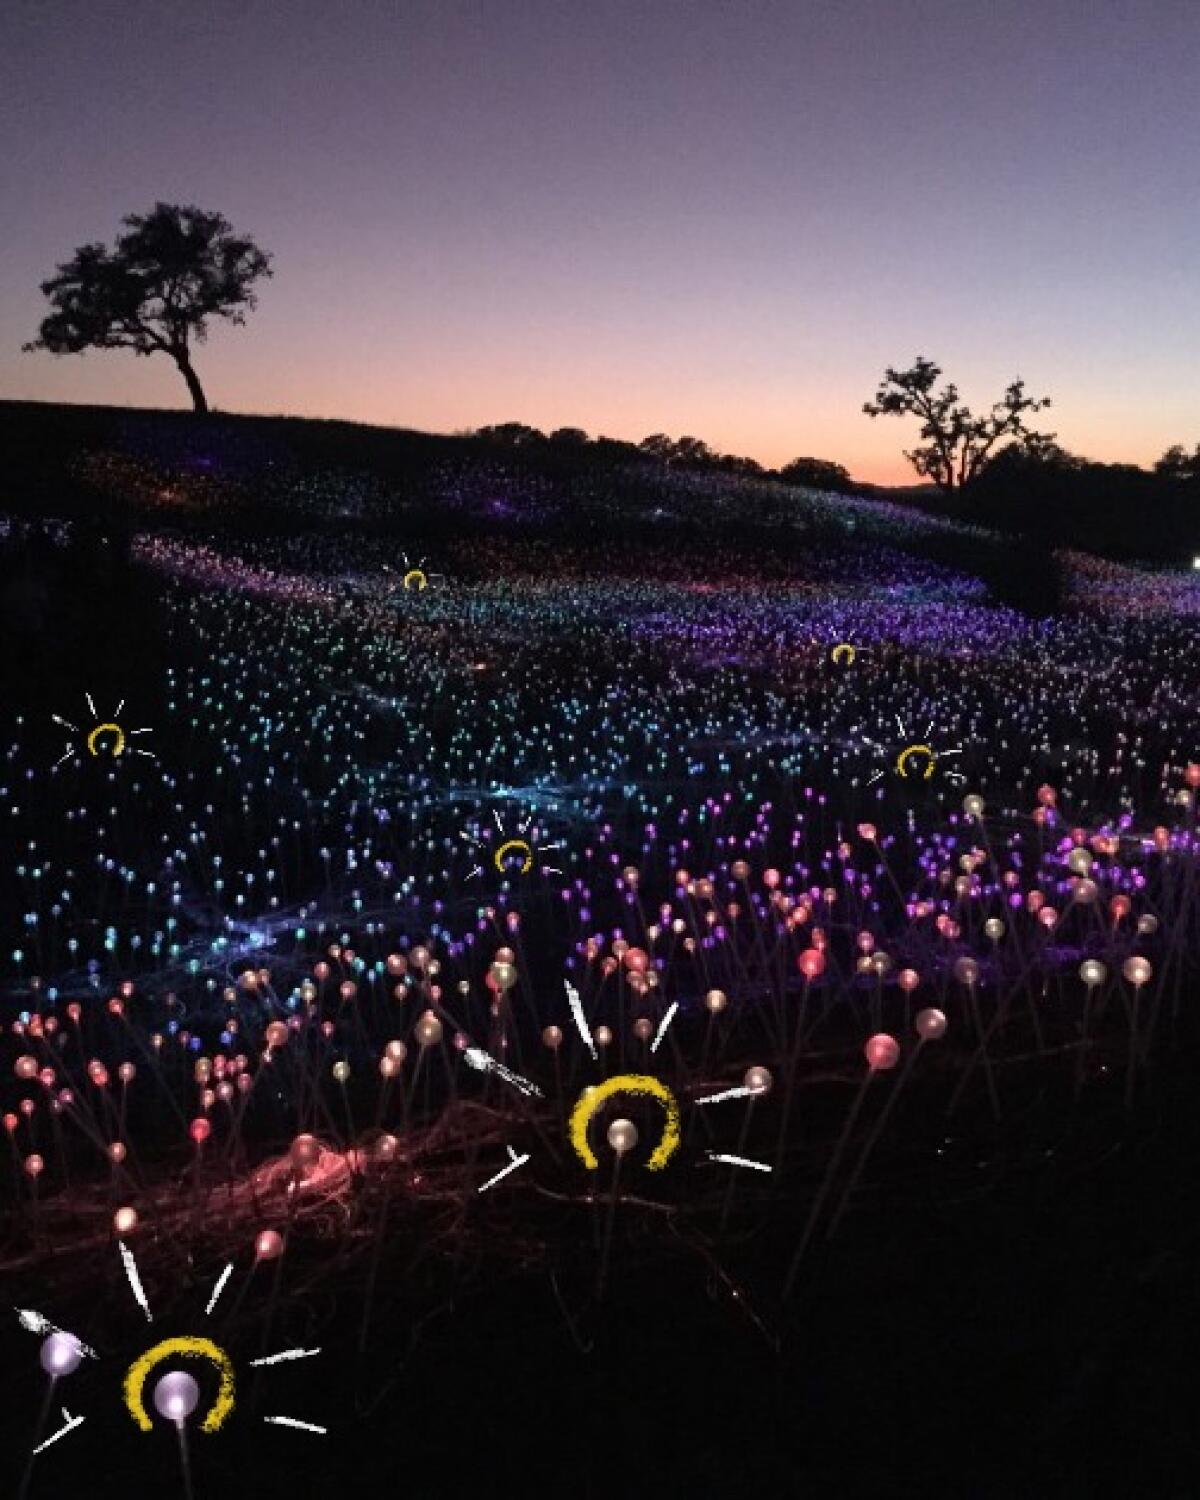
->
2, 0, 1197, 482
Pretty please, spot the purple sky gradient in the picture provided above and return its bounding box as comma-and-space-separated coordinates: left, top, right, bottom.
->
2, 0, 1197, 481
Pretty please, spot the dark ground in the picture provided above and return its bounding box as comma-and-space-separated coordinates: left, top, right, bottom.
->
5, 1044, 1200, 1500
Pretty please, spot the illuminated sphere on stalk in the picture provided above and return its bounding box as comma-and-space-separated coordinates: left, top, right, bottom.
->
290, 1134, 321, 1171
984, 918, 1005, 940
415, 1011, 443, 1046
489, 962, 517, 992
953, 957, 979, 987
1067, 848, 1093, 876
114, 1206, 138, 1234
15, 1055, 37, 1081
1122, 957, 1152, 987
41, 1331, 84, 1377
607, 1119, 638, 1155
1079, 960, 1106, 987
743, 1066, 772, 1096
255, 1229, 284, 1261
864, 1034, 900, 1071
914, 1008, 947, 1041
705, 988, 727, 1013
633, 1018, 653, 1042
962, 795, 985, 818
898, 968, 920, 993
265, 1022, 288, 1049
798, 949, 825, 980
332, 1061, 351, 1083
153, 1370, 199, 1425
542, 1025, 563, 1050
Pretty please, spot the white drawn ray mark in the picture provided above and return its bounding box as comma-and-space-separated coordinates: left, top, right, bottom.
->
32, 1409, 86, 1455
478, 1146, 531, 1194
696, 1084, 755, 1106
565, 980, 597, 1060
119, 1240, 152, 1322
250, 1347, 322, 1367
263, 1416, 327, 1435
706, 1152, 773, 1172
463, 1047, 543, 1098
14, 1309, 98, 1358
650, 1002, 678, 1054
205, 1263, 234, 1316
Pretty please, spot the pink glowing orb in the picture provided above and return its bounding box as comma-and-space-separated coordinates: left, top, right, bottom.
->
255, 1229, 284, 1261
864, 1034, 900, 1071
797, 949, 826, 980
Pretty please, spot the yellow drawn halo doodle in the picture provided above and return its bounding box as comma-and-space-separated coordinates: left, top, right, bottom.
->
568, 1074, 681, 1171
896, 743, 937, 780
493, 838, 534, 875
830, 643, 857, 666
402, 568, 428, 592
122, 1336, 236, 1434
86, 722, 126, 757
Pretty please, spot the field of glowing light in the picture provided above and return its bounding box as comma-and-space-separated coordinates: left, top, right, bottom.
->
3, 413, 1200, 1494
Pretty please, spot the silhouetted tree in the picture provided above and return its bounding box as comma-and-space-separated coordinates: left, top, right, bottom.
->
639, 434, 674, 461
475, 423, 546, 446
639, 434, 718, 468
672, 436, 713, 466
548, 427, 589, 445
714, 453, 764, 477
24, 203, 272, 413
863, 356, 1054, 496
779, 457, 853, 491
1155, 443, 1200, 481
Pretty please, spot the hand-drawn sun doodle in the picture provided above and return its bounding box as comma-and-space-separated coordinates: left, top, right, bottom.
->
382, 553, 446, 596
828, 641, 870, 667
461, 809, 565, 882
14, 1242, 326, 1484
466, 981, 773, 1194
863, 714, 967, 787
51, 693, 156, 771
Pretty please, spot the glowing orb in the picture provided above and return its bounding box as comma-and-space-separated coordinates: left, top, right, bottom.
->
895, 743, 937, 780
86, 722, 126, 757
493, 838, 534, 875
568, 1074, 681, 1171
123, 1336, 235, 1433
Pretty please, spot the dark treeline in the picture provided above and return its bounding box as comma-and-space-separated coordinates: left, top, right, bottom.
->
944, 447, 1200, 565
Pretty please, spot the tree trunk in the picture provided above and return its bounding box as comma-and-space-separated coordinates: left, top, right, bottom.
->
171, 348, 209, 413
